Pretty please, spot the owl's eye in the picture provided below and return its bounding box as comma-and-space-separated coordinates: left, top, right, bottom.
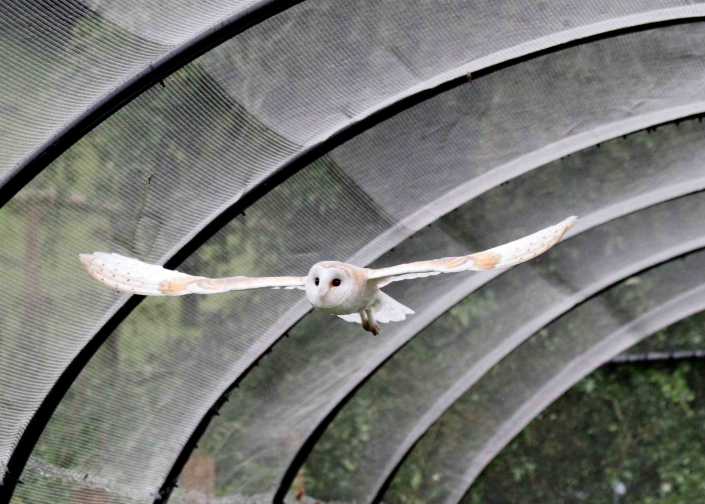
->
314, 277, 319, 286
332, 279, 341, 287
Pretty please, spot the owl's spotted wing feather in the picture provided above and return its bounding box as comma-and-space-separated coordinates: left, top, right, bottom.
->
79, 252, 305, 296
369, 216, 577, 287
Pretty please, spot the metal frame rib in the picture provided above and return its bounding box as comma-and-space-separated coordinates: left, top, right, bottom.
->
0, 0, 306, 211
370, 237, 705, 503
1, 10, 704, 504
610, 349, 705, 363
449, 279, 705, 504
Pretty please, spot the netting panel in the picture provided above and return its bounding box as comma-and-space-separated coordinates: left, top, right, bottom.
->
386, 251, 705, 504
0, 0, 259, 181
461, 312, 705, 504
188, 121, 705, 501
3, 6, 705, 504
203, 1, 705, 144
176, 23, 705, 499
299, 124, 705, 502
0, 61, 300, 490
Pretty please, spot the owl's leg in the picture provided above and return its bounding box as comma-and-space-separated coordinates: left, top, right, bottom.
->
360, 310, 371, 332
365, 308, 380, 336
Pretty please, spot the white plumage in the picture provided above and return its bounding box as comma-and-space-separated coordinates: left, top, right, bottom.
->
79, 216, 577, 335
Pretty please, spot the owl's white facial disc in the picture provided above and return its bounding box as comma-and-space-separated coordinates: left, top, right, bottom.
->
305, 264, 354, 313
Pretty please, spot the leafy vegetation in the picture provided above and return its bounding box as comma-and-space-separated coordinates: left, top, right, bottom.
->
463, 357, 705, 504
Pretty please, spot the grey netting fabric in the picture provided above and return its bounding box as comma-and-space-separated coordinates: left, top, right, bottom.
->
3, 6, 705, 504
9, 156, 393, 503
384, 251, 705, 504
181, 119, 705, 503
0, 0, 258, 181
83, 0, 257, 45
8, 0, 701, 185
304, 190, 705, 503
158, 23, 705, 501
330, 23, 705, 237
204, 0, 705, 144
460, 311, 705, 504
13, 463, 149, 504
0, 60, 300, 488
298, 125, 705, 503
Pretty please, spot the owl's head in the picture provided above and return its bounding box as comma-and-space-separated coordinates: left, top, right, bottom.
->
305, 262, 356, 310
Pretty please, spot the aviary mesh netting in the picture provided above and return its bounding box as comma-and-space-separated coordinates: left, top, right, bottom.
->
2, 1, 705, 503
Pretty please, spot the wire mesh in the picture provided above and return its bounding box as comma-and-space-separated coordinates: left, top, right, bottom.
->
3, 4, 705, 504
299, 125, 705, 503
185, 119, 705, 503
461, 311, 705, 504
0, 0, 260, 182
386, 251, 705, 504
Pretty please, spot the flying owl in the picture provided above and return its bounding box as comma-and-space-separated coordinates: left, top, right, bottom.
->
79, 216, 576, 335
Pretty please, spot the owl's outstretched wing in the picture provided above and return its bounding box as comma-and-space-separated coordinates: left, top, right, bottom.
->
79, 252, 306, 296
368, 216, 577, 287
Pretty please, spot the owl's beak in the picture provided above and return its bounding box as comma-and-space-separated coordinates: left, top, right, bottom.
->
318, 286, 329, 301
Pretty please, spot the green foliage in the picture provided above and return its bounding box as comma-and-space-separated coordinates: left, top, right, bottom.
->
462, 359, 705, 504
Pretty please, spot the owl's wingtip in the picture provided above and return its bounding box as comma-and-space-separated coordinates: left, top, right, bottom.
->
564, 215, 578, 229
79, 253, 92, 268
79, 253, 102, 275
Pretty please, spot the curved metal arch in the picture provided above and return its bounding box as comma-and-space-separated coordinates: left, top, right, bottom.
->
176, 116, 705, 504
447, 273, 705, 504
610, 349, 705, 363
0, 10, 644, 504
278, 183, 705, 504
0, 0, 306, 211
0, 1, 309, 500
2, 12, 704, 504
370, 231, 705, 504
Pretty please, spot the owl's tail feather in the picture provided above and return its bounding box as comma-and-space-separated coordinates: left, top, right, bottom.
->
372, 291, 414, 323
336, 292, 414, 325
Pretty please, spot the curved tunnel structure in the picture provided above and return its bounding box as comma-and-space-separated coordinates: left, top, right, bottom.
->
394, 250, 705, 504
2, 2, 705, 503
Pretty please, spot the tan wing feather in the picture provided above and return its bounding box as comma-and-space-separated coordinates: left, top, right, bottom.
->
369, 216, 577, 287
79, 252, 305, 296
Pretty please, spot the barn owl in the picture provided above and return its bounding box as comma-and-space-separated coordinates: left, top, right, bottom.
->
79, 216, 576, 335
